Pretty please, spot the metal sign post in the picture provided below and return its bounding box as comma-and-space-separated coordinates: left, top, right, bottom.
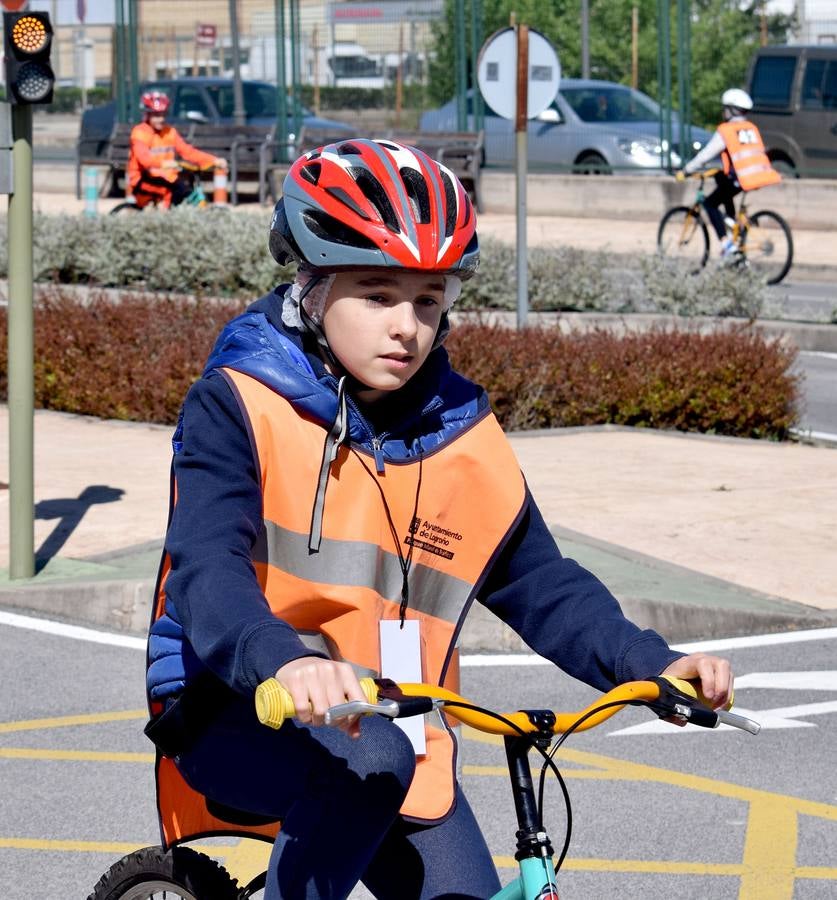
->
477, 27, 560, 328
514, 24, 529, 328
4, 100, 35, 578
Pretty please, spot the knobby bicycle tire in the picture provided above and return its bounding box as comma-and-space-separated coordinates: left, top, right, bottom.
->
743, 209, 794, 285
87, 845, 239, 900
657, 205, 710, 271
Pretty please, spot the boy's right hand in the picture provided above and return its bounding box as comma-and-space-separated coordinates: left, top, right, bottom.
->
274, 657, 367, 737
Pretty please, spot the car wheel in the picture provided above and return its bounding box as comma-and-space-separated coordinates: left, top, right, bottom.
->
769, 156, 798, 179
575, 152, 611, 175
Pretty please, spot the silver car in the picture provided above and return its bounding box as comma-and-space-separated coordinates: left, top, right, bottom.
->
419, 78, 711, 172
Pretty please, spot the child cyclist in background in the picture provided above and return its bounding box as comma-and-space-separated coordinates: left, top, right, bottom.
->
677, 88, 781, 257
145, 138, 733, 900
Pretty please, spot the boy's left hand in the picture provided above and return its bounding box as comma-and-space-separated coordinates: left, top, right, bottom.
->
661, 652, 733, 709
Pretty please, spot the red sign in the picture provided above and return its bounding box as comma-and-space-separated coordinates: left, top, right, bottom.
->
195, 23, 217, 48
0, 1, 30, 12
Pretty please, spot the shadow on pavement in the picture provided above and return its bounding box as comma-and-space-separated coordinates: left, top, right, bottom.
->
35, 485, 125, 572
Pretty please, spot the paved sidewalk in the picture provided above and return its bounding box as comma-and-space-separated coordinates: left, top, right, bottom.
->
2, 407, 835, 645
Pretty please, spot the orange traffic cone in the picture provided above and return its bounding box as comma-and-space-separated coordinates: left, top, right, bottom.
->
213, 167, 229, 206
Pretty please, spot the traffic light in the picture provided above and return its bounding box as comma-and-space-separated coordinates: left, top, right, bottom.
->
3, 11, 55, 105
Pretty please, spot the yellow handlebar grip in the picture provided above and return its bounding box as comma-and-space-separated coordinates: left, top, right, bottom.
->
662, 675, 734, 711
255, 676, 380, 729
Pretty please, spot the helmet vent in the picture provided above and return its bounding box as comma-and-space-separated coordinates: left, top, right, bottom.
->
300, 162, 321, 185
399, 167, 431, 224
337, 142, 363, 156
302, 209, 378, 251
348, 167, 401, 234
439, 171, 458, 237
325, 186, 371, 220
461, 191, 472, 228
377, 141, 401, 152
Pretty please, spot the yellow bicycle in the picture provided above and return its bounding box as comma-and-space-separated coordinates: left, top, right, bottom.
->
657, 168, 793, 285
88, 676, 758, 899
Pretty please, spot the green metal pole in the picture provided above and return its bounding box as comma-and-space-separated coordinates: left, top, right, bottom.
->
455, 0, 467, 131
657, 0, 672, 172
128, 0, 140, 118
7, 106, 35, 580
470, 0, 484, 133
289, 0, 302, 139
676, 0, 688, 166
115, 0, 127, 124
275, 0, 289, 161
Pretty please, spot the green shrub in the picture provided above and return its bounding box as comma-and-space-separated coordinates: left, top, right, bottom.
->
0, 290, 799, 439
446, 321, 799, 439
0, 214, 767, 318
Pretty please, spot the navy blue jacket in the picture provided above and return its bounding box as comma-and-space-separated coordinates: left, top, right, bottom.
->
147, 287, 682, 703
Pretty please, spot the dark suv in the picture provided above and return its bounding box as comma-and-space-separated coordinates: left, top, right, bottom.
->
747, 45, 837, 177
78, 77, 353, 159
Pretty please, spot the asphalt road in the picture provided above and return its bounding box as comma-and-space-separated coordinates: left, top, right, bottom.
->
1, 610, 835, 900
793, 351, 837, 437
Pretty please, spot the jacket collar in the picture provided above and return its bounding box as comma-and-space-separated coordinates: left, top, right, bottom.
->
203, 286, 487, 457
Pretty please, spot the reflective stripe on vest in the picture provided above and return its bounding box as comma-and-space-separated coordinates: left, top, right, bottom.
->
718, 121, 782, 192
151, 366, 526, 842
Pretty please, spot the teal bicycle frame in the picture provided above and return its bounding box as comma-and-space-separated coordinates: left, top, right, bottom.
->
490, 732, 562, 899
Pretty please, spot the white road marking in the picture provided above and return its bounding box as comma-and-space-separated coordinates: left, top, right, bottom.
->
0, 610, 146, 649
800, 351, 837, 361
610, 700, 837, 736
734, 671, 837, 691
1, 611, 836, 661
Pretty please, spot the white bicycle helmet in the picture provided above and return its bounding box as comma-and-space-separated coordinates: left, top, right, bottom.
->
721, 88, 753, 113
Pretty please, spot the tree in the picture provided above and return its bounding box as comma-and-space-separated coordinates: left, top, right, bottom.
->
427, 0, 795, 127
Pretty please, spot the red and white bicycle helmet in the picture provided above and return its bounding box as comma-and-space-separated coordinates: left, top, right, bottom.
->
270, 138, 479, 279
141, 91, 170, 115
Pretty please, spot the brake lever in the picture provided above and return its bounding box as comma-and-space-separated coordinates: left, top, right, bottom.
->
324, 699, 400, 726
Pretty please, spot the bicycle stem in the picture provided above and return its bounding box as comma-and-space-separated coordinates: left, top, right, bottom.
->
504, 734, 555, 863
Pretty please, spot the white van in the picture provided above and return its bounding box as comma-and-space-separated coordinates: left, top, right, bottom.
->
746, 44, 837, 177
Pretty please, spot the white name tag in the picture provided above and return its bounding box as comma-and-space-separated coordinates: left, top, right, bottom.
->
379, 619, 426, 756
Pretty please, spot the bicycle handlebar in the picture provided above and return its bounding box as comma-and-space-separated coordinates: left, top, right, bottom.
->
255, 675, 760, 736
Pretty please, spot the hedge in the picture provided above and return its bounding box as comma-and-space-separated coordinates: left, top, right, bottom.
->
0, 289, 799, 439
0, 211, 767, 319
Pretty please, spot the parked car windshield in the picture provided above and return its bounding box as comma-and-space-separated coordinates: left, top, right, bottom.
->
205, 82, 313, 119
561, 86, 660, 123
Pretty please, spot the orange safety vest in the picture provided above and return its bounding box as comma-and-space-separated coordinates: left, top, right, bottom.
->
127, 121, 216, 190
717, 120, 781, 192
151, 367, 527, 845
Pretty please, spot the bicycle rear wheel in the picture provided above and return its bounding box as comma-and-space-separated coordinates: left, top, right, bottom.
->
742, 209, 793, 285
657, 205, 710, 271
87, 845, 239, 900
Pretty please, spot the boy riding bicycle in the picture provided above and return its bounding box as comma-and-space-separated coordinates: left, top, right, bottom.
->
146, 138, 733, 899
127, 91, 227, 208
676, 88, 781, 257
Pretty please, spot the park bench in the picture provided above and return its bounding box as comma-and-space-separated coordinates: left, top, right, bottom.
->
256, 123, 358, 205
385, 130, 485, 212
257, 128, 485, 212
76, 121, 278, 205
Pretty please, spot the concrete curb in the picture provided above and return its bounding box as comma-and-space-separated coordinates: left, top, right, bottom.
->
3, 575, 832, 649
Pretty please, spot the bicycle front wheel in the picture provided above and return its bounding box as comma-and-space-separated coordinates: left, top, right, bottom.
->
109, 201, 143, 215
87, 846, 239, 900
742, 209, 794, 285
657, 205, 710, 271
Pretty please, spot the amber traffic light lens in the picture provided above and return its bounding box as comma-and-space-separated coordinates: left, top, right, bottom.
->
11, 16, 48, 54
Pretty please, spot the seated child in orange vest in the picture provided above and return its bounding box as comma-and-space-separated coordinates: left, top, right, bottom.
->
146, 138, 734, 899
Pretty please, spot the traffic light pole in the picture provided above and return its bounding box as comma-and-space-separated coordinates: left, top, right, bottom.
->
7, 104, 35, 579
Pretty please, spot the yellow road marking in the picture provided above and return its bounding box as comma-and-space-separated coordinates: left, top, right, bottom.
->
0, 710, 146, 734
739, 796, 797, 899
0, 747, 154, 763
463, 725, 837, 899
464, 763, 615, 780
